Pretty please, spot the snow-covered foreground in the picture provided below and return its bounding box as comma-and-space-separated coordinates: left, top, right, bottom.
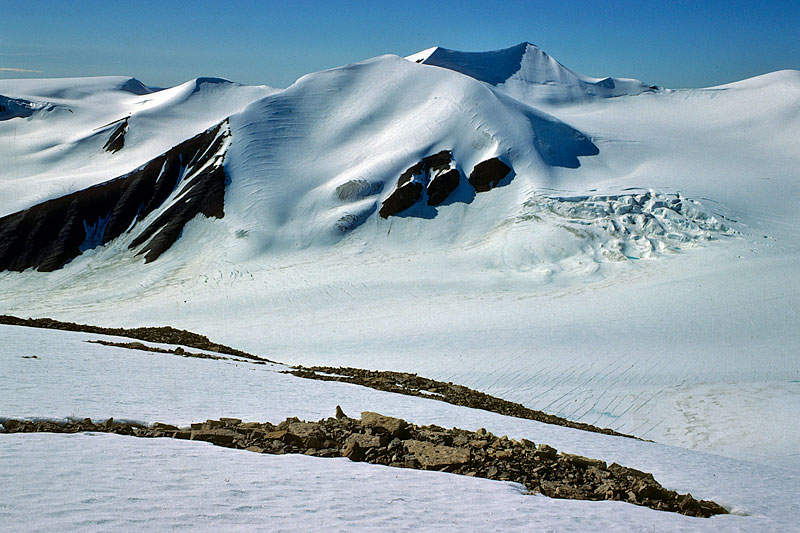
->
0, 434, 761, 533
2, 234, 796, 467
2, 325, 799, 531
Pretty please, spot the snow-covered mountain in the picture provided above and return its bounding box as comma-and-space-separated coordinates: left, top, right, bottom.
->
0, 44, 798, 478
407, 42, 658, 105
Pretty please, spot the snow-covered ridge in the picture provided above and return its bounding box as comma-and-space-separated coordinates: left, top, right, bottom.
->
0, 76, 276, 218
408, 42, 657, 105
0, 121, 231, 271
0, 94, 52, 120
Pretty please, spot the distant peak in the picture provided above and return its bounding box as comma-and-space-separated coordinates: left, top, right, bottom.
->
195, 77, 235, 86
407, 43, 530, 85
407, 42, 653, 103
118, 77, 153, 95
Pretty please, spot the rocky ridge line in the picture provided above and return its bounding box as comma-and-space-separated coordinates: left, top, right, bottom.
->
0, 315, 273, 362
1, 411, 727, 518
2, 315, 628, 436
288, 366, 634, 439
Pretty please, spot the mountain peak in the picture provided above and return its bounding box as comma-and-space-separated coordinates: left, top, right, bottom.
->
407, 43, 654, 104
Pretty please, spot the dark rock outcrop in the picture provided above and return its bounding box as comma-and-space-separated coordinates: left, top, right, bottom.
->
379, 150, 459, 217
1, 413, 728, 518
468, 158, 511, 192
379, 162, 426, 218
427, 168, 460, 206
102, 118, 128, 153
0, 121, 229, 272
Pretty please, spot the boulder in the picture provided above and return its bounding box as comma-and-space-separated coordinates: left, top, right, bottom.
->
534, 444, 558, 460
190, 429, 238, 447
404, 439, 471, 469
342, 440, 365, 461
345, 433, 382, 449
287, 422, 320, 438
360, 412, 407, 436
560, 453, 607, 469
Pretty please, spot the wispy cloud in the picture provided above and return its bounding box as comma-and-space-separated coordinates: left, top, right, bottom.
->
0, 67, 42, 73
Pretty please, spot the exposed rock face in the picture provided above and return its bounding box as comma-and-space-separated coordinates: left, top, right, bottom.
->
468, 158, 512, 192
379, 150, 461, 217
2, 413, 728, 518
379, 162, 426, 218
427, 168, 460, 206
0, 121, 230, 272
102, 118, 128, 153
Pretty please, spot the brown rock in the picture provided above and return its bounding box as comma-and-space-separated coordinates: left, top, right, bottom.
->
535, 444, 558, 460
493, 449, 513, 459
345, 433, 382, 449
379, 180, 423, 218
360, 412, 407, 436
342, 441, 365, 461
404, 440, 471, 469
153, 422, 179, 431
287, 422, 320, 438
560, 453, 607, 469
2, 420, 20, 432
190, 429, 237, 446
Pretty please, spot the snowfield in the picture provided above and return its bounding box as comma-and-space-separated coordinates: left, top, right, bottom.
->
1, 42, 798, 530
2, 325, 799, 531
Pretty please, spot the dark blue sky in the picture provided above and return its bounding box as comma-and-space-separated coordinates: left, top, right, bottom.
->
1, 0, 798, 89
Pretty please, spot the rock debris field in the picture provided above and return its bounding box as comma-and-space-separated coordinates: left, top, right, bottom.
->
2, 409, 726, 518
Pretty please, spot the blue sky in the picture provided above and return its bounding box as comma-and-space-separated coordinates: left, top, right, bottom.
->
1, 0, 797, 88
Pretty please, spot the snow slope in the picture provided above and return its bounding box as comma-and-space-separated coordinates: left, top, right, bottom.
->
2, 325, 798, 531
0, 47, 798, 474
